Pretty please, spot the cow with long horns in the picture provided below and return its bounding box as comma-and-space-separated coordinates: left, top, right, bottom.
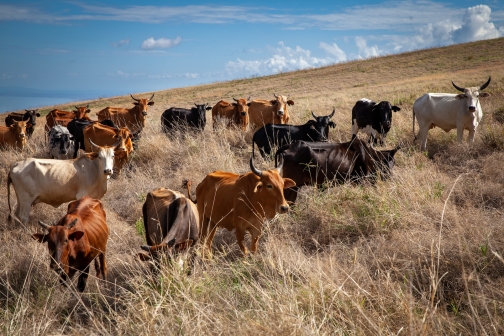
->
212, 97, 251, 130
97, 94, 155, 134
194, 158, 295, 256
412, 77, 491, 151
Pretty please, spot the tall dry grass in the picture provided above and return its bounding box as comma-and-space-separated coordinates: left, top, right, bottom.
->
1, 37, 504, 334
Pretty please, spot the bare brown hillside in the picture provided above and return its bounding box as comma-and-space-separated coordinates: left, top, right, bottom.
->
1, 37, 504, 335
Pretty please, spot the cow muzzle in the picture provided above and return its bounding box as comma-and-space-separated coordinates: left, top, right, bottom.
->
468, 106, 476, 112
240, 112, 246, 116
141, 111, 148, 116
277, 110, 284, 116
279, 205, 289, 214
104, 169, 113, 175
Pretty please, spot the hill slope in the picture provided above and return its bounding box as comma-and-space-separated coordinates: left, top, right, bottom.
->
1, 38, 504, 335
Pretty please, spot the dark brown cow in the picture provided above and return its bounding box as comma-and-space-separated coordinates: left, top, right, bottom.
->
248, 94, 294, 128
195, 158, 295, 256
275, 139, 401, 203
212, 97, 251, 130
32, 196, 109, 292
45, 105, 91, 132
96, 94, 154, 134
0, 120, 27, 150
5, 109, 40, 138
137, 188, 199, 265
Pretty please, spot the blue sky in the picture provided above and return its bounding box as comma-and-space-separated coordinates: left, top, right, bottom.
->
1, 1, 503, 111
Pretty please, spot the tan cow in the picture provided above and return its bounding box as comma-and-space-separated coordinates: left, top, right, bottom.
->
97, 94, 154, 134
248, 93, 294, 128
45, 105, 91, 132
0, 120, 28, 150
212, 97, 251, 130
195, 158, 295, 255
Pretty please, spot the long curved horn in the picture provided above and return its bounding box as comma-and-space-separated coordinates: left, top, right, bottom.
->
480, 76, 491, 91
451, 81, 465, 92
149, 93, 155, 101
250, 157, 262, 177
88, 138, 99, 148
233, 97, 238, 102
67, 218, 78, 229
276, 154, 284, 172
38, 220, 51, 230
311, 111, 318, 119
329, 108, 335, 118
130, 94, 140, 101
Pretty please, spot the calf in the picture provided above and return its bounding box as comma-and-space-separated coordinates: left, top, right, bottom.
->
252, 109, 336, 157
5, 109, 40, 138
32, 196, 109, 292
0, 120, 28, 151
48, 125, 75, 159
352, 98, 401, 145
212, 97, 251, 130
161, 103, 211, 132
275, 139, 401, 202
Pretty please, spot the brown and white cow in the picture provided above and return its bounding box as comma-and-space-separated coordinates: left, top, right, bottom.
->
137, 188, 199, 266
212, 97, 251, 130
97, 94, 154, 134
195, 158, 295, 255
32, 196, 109, 292
248, 93, 294, 128
45, 105, 91, 132
0, 120, 28, 150
7, 138, 119, 224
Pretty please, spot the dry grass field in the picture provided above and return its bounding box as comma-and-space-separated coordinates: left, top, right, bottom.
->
1, 37, 504, 335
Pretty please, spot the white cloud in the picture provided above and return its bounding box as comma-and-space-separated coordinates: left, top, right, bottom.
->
319, 42, 347, 62
452, 5, 503, 43
355, 37, 382, 58
141, 37, 181, 50
112, 38, 130, 48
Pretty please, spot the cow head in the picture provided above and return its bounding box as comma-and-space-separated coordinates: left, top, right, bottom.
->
309, 109, 337, 141
73, 105, 91, 119
374, 101, 400, 135
111, 128, 133, 174
23, 109, 40, 126
32, 218, 84, 277
249, 157, 296, 219
232, 97, 251, 130
131, 93, 155, 118
87, 138, 120, 177
375, 144, 402, 177
194, 103, 211, 129
453, 77, 491, 113
49, 127, 74, 157
10, 120, 28, 141
270, 93, 294, 117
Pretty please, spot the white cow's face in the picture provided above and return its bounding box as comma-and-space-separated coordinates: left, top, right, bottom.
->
97, 147, 115, 178
456, 88, 490, 113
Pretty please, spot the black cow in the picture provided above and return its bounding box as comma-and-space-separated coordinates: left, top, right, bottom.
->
351, 99, 400, 145
252, 109, 336, 158
5, 109, 40, 138
161, 103, 211, 132
275, 139, 401, 202
67, 119, 117, 158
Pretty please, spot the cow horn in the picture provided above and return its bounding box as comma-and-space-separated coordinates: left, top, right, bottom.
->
74, 106, 79, 110
140, 245, 151, 252
111, 136, 123, 148
88, 138, 99, 148
276, 154, 284, 172
130, 94, 140, 102
194, 103, 198, 107
329, 108, 335, 118
311, 111, 318, 119
273, 93, 278, 98
67, 218, 78, 229
480, 76, 491, 91
38, 220, 51, 230
247, 96, 251, 101
233, 97, 239, 102
149, 93, 155, 101
86, 104, 89, 108
451, 81, 465, 93
250, 157, 262, 177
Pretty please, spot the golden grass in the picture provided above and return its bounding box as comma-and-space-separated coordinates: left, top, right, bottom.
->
2, 37, 504, 334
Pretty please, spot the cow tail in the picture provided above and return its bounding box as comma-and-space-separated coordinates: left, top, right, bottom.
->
251, 136, 256, 159
7, 172, 13, 223
412, 107, 416, 141
182, 179, 197, 204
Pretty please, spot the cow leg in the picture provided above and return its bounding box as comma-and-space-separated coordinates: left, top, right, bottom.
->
16, 199, 33, 225
249, 228, 262, 254
417, 126, 430, 151
99, 253, 107, 281
468, 129, 476, 143
456, 125, 464, 143
235, 227, 249, 256
77, 266, 90, 292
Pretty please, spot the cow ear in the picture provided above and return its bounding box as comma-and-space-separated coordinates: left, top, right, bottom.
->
456, 94, 466, 100
36, 113, 41, 117
32, 233, 47, 243
479, 92, 490, 98
283, 178, 296, 189
174, 239, 194, 251
68, 230, 84, 241
269, 100, 277, 105
86, 109, 91, 113
206, 106, 212, 110
329, 121, 337, 128
287, 100, 294, 106
85, 152, 99, 160
232, 103, 237, 107
137, 252, 152, 262
148, 101, 155, 106
133, 102, 139, 106
247, 102, 252, 107
392, 106, 401, 112
254, 181, 263, 192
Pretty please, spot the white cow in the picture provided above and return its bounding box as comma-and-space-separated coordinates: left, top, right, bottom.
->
7, 139, 120, 224
413, 77, 491, 151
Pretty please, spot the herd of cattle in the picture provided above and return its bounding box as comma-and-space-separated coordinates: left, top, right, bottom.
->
1, 77, 491, 291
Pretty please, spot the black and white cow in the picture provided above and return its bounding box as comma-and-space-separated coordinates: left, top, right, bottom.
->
351, 99, 401, 145
48, 125, 75, 159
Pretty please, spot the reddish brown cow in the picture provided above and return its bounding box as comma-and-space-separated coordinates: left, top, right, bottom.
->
45, 105, 91, 132
0, 120, 28, 150
248, 94, 294, 128
5, 109, 40, 138
195, 158, 295, 255
96, 94, 154, 134
212, 97, 251, 130
32, 196, 109, 292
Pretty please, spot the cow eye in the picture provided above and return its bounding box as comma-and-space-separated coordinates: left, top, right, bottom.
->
267, 184, 273, 189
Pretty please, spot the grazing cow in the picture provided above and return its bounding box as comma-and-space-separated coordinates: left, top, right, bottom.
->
48, 125, 75, 159
7, 138, 119, 224
212, 97, 251, 130
0, 120, 27, 151
275, 139, 401, 202
32, 196, 109, 292
45, 105, 91, 132
351, 99, 401, 145
248, 93, 294, 128
137, 188, 199, 265
83, 123, 134, 173
67, 118, 117, 157
252, 109, 336, 158
195, 158, 295, 255
97, 94, 154, 134
413, 77, 491, 151
5, 109, 40, 138
161, 103, 212, 132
